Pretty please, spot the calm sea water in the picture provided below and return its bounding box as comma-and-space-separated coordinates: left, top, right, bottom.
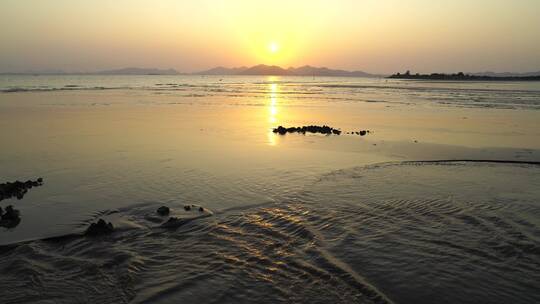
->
1, 75, 539, 303
2, 74, 540, 110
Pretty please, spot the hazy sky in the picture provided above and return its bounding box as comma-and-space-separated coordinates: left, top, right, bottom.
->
1, 0, 539, 73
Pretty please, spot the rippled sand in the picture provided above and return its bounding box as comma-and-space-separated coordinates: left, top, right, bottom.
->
1, 76, 539, 303
1, 162, 539, 303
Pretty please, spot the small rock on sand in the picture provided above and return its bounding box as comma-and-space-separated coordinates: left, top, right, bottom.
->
157, 206, 170, 216
0, 205, 21, 228
85, 219, 114, 236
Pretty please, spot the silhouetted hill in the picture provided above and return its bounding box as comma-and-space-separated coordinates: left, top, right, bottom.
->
239, 64, 288, 75
198, 66, 249, 75
195, 64, 379, 77
288, 65, 375, 77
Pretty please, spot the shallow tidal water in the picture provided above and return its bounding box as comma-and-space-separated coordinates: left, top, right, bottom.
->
1, 75, 539, 303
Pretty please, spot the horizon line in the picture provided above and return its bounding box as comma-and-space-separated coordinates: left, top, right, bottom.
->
2, 64, 540, 76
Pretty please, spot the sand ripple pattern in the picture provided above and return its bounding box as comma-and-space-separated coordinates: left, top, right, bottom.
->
0, 203, 390, 304
0, 161, 539, 303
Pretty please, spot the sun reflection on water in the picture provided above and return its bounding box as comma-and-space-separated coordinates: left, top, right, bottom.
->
267, 77, 280, 146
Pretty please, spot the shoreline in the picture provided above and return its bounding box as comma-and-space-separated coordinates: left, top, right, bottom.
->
389, 71, 540, 81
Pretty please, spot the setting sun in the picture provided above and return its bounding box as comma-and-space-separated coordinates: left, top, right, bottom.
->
269, 42, 279, 54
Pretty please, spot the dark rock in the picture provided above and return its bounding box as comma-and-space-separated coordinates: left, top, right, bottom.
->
160, 205, 213, 228
161, 217, 186, 228
273, 126, 287, 135
85, 219, 114, 236
350, 130, 371, 136
0, 178, 44, 202
2, 205, 19, 220
0, 205, 21, 228
157, 206, 170, 216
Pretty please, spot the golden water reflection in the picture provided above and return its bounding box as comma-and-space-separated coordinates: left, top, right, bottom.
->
267, 77, 280, 146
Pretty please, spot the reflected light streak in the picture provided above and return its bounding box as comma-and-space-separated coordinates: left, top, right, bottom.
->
267, 78, 280, 146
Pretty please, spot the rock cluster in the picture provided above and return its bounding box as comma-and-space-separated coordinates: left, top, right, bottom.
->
347, 130, 371, 136
160, 205, 210, 228
272, 125, 374, 137
0, 178, 43, 201
183, 205, 205, 212
273, 125, 341, 135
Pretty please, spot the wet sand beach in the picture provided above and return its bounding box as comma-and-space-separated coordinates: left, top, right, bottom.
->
1, 76, 539, 303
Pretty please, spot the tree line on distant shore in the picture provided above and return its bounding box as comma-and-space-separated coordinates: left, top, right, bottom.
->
389, 70, 540, 81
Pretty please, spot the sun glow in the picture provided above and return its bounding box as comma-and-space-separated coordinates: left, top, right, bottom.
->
269, 42, 279, 53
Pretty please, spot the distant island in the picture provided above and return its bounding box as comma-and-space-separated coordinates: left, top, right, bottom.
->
0, 65, 379, 77
93, 67, 179, 75
194, 64, 379, 77
0, 67, 181, 76
389, 70, 540, 81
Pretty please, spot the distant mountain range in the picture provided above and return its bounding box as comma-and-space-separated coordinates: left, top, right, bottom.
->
93, 67, 179, 75
0, 65, 379, 77
2, 66, 539, 78
0, 67, 181, 75
195, 64, 379, 77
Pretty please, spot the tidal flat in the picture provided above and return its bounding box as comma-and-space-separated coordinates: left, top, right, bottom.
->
0, 75, 539, 303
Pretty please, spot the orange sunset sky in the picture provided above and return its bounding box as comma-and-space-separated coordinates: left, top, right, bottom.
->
1, 0, 539, 73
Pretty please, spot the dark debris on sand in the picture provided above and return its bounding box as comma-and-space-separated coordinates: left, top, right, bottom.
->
156, 206, 170, 216
0, 178, 43, 202
0, 205, 21, 228
273, 125, 342, 135
347, 130, 371, 136
272, 125, 374, 137
85, 219, 114, 236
